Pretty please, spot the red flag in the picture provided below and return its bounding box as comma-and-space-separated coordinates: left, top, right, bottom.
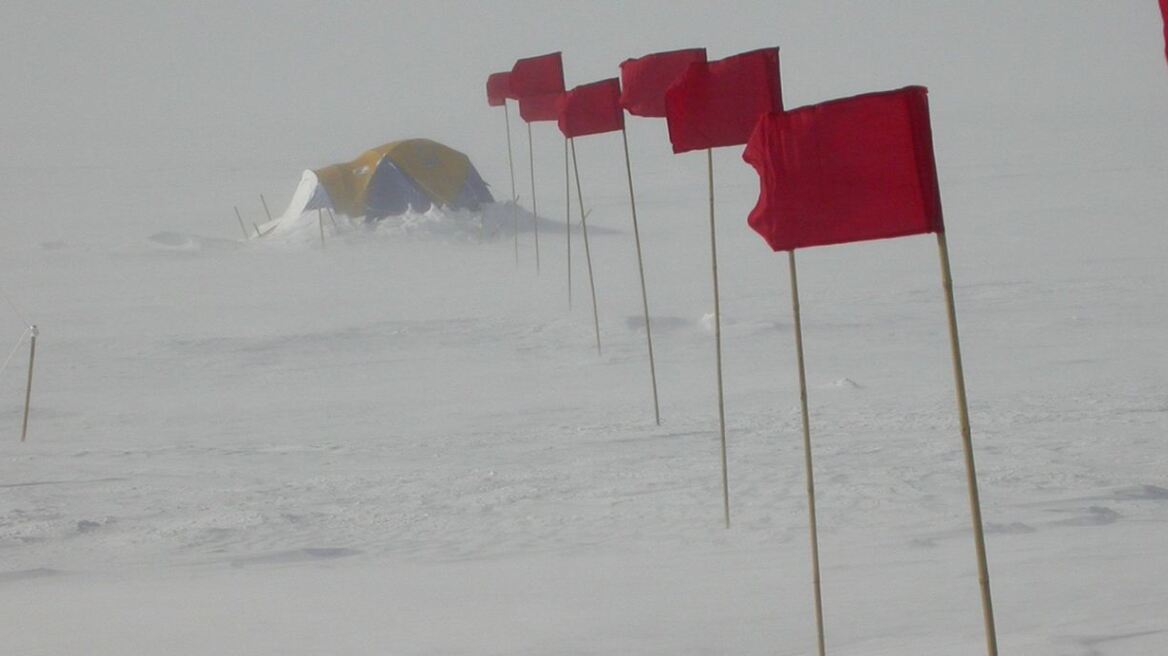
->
619, 48, 708, 117
519, 92, 562, 123
1161, 0, 1168, 63
557, 78, 624, 138
664, 48, 782, 153
486, 72, 512, 107
743, 86, 944, 252
510, 52, 565, 98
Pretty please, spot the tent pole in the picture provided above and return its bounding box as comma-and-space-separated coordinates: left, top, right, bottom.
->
622, 128, 660, 426
570, 138, 601, 356
234, 206, 249, 239
936, 231, 999, 656
708, 148, 730, 529
504, 102, 518, 266
260, 194, 273, 222
20, 326, 37, 443
788, 250, 827, 656
565, 137, 572, 310
528, 122, 540, 274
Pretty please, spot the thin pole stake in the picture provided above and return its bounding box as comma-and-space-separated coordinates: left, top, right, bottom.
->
788, 251, 827, 656
708, 149, 730, 529
252, 223, 261, 238
317, 209, 325, 248
622, 128, 660, 426
570, 138, 601, 356
528, 122, 540, 274
260, 194, 273, 222
565, 137, 572, 310
20, 326, 37, 443
936, 231, 999, 656
234, 206, 249, 239
504, 102, 518, 266
326, 207, 339, 228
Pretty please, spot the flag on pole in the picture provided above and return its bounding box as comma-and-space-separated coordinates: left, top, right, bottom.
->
619, 48, 708, 117
486, 72, 513, 107
557, 78, 624, 138
519, 92, 562, 123
664, 48, 782, 153
743, 86, 943, 252
1161, 0, 1168, 63
510, 52, 565, 97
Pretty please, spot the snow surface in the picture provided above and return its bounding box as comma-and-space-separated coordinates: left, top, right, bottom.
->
1, 2, 1166, 654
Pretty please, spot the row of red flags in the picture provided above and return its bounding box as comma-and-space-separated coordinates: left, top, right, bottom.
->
487, 48, 943, 254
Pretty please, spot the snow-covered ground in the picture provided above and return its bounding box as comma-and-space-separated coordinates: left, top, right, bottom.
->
2, 2, 1166, 654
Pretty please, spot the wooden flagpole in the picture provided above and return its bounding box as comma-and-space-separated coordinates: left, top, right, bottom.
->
787, 251, 827, 656
20, 325, 37, 443
565, 137, 572, 310
936, 231, 999, 656
528, 122, 541, 274
622, 128, 660, 426
504, 102, 518, 266
707, 149, 730, 529
234, 206, 249, 239
570, 138, 601, 356
260, 194, 273, 222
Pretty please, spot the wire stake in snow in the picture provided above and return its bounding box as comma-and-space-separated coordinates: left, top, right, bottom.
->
786, 251, 826, 655
564, 137, 572, 310
260, 193, 273, 222
527, 122, 541, 275
622, 127, 660, 426
20, 325, 38, 443
317, 208, 326, 249
705, 148, 730, 530
569, 138, 601, 358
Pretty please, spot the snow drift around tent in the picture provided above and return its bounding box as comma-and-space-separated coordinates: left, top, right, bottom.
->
260, 139, 493, 237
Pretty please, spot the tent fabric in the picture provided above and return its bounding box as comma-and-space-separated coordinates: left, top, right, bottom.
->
306, 139, 492, 220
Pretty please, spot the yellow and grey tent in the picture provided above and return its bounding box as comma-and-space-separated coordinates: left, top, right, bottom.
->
264, 139, 493, 233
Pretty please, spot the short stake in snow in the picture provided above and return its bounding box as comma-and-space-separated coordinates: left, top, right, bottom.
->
20, 325, 37, 443
744, 86, 999, 656
559, 77, 660, 421
260, 193, 273, 223
317, 208, 325, 248
234, 206, 249, 239
664, 47, 783, 528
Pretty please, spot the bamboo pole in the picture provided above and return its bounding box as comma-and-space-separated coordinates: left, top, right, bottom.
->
788, 251, 827, 656
565, 137, 572, 310
708, 149, 730, 529
936, 231, 999, 656
622, 128, 660, 426
260, 194, 273, 222
528, 122, 540, 274
234, 206, 249, 239
20, 326, 37, 443
317, 208, 325, 248
570, 138, 601, 356
504, 103, 519, 266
